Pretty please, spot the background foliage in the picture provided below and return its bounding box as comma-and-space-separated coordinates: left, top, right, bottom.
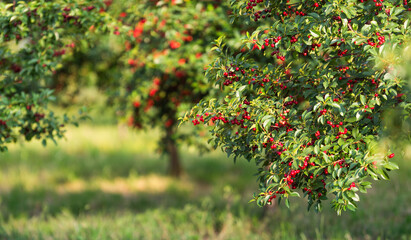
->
0, 0, 118, 151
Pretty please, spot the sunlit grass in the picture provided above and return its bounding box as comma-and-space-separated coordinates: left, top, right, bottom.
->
6, 124, 158, 153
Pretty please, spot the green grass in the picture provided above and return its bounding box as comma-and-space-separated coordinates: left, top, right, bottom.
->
0, 124, 410, 240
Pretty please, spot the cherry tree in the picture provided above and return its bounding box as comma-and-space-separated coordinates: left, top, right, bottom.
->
187, 0, 410, 213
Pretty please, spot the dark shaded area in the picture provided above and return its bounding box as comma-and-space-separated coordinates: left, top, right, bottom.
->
0, 185, 191, 218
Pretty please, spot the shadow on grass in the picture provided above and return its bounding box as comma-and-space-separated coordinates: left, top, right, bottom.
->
0, 150, 259, 219
1, 147, 256, 183
1, 149, 166, 180
0, 184, 193, 218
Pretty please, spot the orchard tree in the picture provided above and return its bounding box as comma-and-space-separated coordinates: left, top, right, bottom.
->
111, 0, 242, 177
187, 0, 410, 213
0, 0, 118, 151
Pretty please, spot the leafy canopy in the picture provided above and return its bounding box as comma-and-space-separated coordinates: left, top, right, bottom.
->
187, 0, 410, 214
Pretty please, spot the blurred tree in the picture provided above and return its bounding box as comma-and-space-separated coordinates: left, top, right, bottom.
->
0, 0, 119, 151
119, 0, 239, 177
51, 0, 245, 177
376, 37, 411, 147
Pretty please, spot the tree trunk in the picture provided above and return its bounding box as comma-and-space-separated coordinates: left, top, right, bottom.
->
165, 127, 182, 178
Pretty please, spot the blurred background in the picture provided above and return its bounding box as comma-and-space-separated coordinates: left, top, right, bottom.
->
0, 0, 410, 239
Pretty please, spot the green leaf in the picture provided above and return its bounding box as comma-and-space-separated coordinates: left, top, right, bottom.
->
361, 24, 371, 35
356, 111, 363, 121
352, 128, 359, 139
262, 115, 275, 131
308, 12, 320, 19
375, 97, 381, 106
10, 16, 18, 22
330, 102, 340, 109
347, 202, 357, 211
316, 95, 324, 102
294, 129, 302, 138
314, 145, 319, 155
352, 193, 360, 202
289, 192, 300, 197
309, 29, 319, 38
322, 152, 329, 163
318, 115, 325, 125
342, 18, 348, 27
340, 6, 352, 18
347, 117, 357, 123
391, 7, 405, 17
323, 80, 329, 89
313, 102, 321, 111
285, 198, 290, 208
383, 162, 399, 170
380, 170, 390, 180
236, 85, 246, 98
360, 95, 366, 105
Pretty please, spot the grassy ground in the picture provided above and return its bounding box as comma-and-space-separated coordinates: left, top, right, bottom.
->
0, 124, 410, 240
